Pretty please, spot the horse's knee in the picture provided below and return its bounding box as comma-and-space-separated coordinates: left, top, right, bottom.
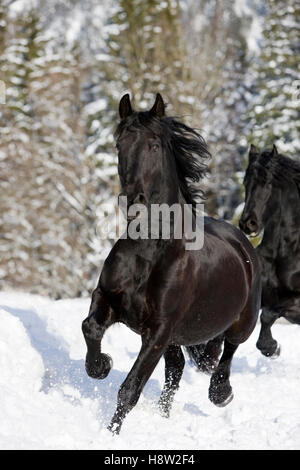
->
82, 316, 92, 338
82, 315, 96, 340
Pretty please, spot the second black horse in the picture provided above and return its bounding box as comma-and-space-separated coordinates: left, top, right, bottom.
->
240, 144, 300, 357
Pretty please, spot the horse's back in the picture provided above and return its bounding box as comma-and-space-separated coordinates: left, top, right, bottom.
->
203, 216, 261, 281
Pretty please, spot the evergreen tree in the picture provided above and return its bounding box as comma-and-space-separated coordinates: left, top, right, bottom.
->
183, 0, 250, 218
0, 8, 44, 292
3, 0, 297, 298
0, 8, 101, 297
88, 0, 193, 143
82, 0, 194, 260
247, 0, 300, 156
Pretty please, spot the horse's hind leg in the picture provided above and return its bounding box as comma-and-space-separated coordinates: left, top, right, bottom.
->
158, 345, 185, 418
209, 281, 260, 406
256, 308, 281, 357
82, 287, 114, 379
209, 339, 237, 406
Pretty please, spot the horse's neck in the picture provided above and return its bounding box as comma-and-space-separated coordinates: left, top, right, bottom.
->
259, 186, 282, 257
261, 180, 300, 257
126, 189, 186, 253
278, 179, 300, 253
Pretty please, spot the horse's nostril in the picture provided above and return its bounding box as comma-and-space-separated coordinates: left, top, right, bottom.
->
133, 193, 146, 205
247, 219, 258, 232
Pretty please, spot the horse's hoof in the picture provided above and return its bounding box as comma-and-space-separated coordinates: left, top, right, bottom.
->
257, 341, 280, 359
214, 391, 234, 407
209, 381, 233, 407
158, 401, 170, 418
107, 421, 121, 435
270, 344, 281, 359
159, 409, 170, 419
85, 353, 113, 379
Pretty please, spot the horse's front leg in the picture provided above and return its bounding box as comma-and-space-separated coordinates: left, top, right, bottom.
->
108, 324, 171, 435
256, 308, 281, 357
82, 287, 114, 379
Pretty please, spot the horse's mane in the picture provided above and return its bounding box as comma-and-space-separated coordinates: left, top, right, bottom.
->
276, 154, 300, 189
115, 111, 211, 206
257, 148, 300, 189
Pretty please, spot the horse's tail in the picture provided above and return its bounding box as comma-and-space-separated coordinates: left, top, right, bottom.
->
184, 344, 206, 368
185, 335, 224, 373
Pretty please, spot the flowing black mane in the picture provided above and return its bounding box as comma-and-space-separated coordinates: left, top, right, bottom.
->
275, 153, 300, 189
252, 147, 300, 189
115, 111, 211, 206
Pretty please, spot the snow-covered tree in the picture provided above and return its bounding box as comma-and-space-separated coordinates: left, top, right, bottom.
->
182, 0, 250, 218
0, 7, 107, 297
247, 0, 300, 156
81, 0, 194, 257
97, 0, 193, 114
1, 0, 298, 298
0, 8, 44, 291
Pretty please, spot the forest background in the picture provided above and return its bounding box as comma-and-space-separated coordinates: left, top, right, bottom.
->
0, 0, 299, 298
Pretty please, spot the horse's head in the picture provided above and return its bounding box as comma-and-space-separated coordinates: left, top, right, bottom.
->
115, 93, 176, 212
239, 144, 278, 236
115, 93, 209, 217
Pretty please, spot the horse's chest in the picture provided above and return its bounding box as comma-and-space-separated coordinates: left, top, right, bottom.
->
260, 248, 300, 293
100, 252, 151, 333
276, 255, 300, 292
117, 283, 149, 332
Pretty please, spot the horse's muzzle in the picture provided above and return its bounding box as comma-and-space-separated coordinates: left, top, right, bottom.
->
239, 217, 259, 237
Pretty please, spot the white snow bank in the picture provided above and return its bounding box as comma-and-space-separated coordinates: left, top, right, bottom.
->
0, 291, 299, 450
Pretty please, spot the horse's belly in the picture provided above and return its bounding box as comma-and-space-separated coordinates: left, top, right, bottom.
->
171, 271, 250, 346
171, 325, 216, 345
171, 309, 240, 346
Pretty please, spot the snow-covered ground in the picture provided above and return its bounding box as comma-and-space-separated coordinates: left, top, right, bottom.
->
0, 290, 299, 450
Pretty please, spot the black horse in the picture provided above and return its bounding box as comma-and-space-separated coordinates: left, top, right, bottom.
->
239, 144, 300, 357
82, 94, 261, 434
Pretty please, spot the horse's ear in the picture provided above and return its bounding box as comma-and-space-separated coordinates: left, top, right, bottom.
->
249, 144, 258, 162
272, 144, 278, 156
150, 93, 165, 118
119, 93, 133, 120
